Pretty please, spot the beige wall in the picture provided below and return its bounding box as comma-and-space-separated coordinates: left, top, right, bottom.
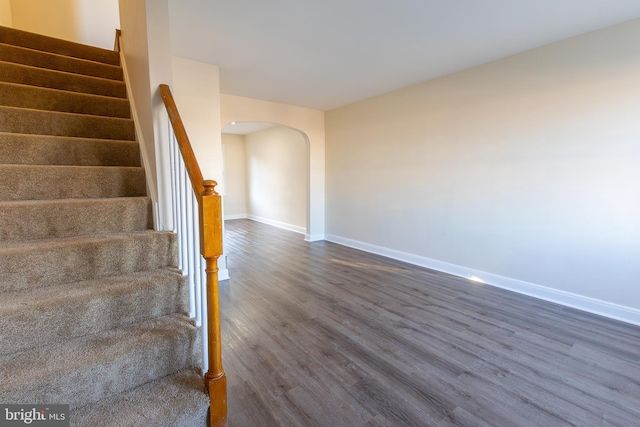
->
0, 0, 12, 26
221, 127, 308, 231
10, 0, 119, 49
170, 56, 228, 279
325, 19, 640, 319
220, 94, 325, 241
244, 126, 307, 231
170, 56, 222, 184
222, 134, 247, 218
118, 0, 173, 228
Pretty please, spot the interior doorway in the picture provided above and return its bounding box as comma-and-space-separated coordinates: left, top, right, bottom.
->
221, 121, 310, 237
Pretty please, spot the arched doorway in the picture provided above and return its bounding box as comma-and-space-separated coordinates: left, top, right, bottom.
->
219, 94, 325, 242
221, 121, 310, 237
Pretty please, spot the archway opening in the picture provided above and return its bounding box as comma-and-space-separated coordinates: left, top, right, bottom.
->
221, 121, 310, 237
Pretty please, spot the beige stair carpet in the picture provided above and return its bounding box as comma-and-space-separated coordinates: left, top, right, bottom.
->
0, 24, 209, 426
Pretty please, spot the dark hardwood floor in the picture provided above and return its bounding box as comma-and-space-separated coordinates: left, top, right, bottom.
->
221, 219, 640, 427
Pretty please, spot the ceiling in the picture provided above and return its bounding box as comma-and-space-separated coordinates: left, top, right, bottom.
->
221, 121, 276, 135
168, 1, 640, 111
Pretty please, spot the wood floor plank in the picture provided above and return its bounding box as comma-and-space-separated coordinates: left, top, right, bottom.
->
221, 219, 640, 426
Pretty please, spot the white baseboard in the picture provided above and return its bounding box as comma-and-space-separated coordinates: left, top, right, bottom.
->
325, 234, 640, 327
247, 214, 306, 235
224, 214, 247, 220
218, 268, 230, 281
228, 214, 325, 241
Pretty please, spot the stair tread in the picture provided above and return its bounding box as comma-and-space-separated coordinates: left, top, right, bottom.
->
0, 231, 177, 293
71, 368, 209, 427
0, 267, 187, 356
0, 60, 126, 98
0, 42, 123, 81
0, 196, 153, 243
0, 132, 141, 167
0, 81, 131, 118
0, 25, 120, 66
0, 314, 200, 409
0, 164, 146, 201
0, 104, 134, 120
0, 266, 182, 307
0, 131, 136, 144
0, 229, 173, 252
0, 105, 136, 140
0, 163, 143, 171
0, 196, 150, 208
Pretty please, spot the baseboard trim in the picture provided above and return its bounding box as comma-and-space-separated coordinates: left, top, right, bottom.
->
224, 214, 247, 221
247, 215, 306, 235
325, 234, 640, 327
218, 268, 230, 281
305, 234, 325, 242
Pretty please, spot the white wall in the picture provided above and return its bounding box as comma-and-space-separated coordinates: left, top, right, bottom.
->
244, 126, 307, 232
222, 134, 247, 218
10, 0, 119, 49
325, 19, 640, 322
220, 95, 325, 241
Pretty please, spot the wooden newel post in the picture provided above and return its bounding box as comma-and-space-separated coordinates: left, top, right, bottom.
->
200, 180, 227, 427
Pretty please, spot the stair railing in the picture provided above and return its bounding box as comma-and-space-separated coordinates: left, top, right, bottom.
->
160, 84, 227, 427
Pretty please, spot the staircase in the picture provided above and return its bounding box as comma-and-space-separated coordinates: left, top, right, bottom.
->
0, 26, 209, 426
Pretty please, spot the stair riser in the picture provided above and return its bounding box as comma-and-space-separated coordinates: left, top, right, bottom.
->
0, 26, 120, 66
0, 43, 123, 81
0, 83, 131, 118
0, 198, 153, 242
0, 270, 188, 355
0, 133, 141, 167
0, 62, 126, 98
0, 315, 201, 410
0, 107, 135, 140
0, 165, 146, 201
0, 232, 178, 293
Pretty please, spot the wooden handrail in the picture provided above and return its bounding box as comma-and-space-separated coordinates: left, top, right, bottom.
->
114, 29, 121, 52
159, 84, 205, 196
159, 84, 227, 427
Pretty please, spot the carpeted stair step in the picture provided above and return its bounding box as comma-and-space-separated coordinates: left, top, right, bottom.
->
0, 231, 177, 293
0, 61, 126, 98
71, 368, 209, 427
0, 133, 140, 166
0, 165, 146, 201
0, 268, 188, 356
0, 197, 153, 242
0, 314, 201, 410
0, 25, 209, 425
0, 82, 131, 118
0, 43, 123, 81
0, 25, 120, 66
0, 106, 135, 139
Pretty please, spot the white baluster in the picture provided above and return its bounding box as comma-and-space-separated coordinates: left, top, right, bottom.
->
164, 103, 211, 377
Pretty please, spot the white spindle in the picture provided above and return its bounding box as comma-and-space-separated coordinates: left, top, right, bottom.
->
168, 132, 179, 245
200, 258, 209, 372
192, 190, 202, 325
166, 123, 210, 371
